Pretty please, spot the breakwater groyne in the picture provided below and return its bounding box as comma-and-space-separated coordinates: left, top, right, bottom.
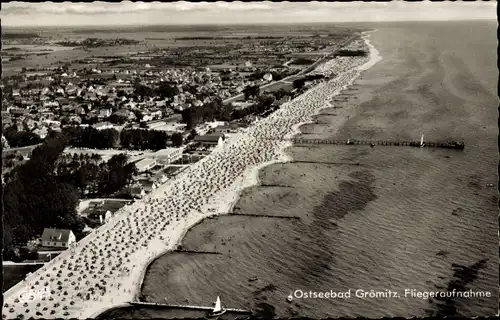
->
229, 213, 301, 220
173, 250, 222, 255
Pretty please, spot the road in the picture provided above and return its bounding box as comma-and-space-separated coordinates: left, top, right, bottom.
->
3, 261, 48, 266
222, 34, 357, 105
2, 144, 42, 157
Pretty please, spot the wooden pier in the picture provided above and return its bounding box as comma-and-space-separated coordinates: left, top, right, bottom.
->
270, 137, 465, 150
128, 301, 250, 313
292, 160, 363, 166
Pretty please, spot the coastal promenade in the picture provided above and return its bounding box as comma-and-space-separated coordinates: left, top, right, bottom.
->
2, 37, 377, 320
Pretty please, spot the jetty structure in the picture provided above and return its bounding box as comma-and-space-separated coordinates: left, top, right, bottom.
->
128, 299, 249, 316
269, 137, 465, 150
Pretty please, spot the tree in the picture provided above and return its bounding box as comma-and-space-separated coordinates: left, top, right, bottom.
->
187, 129, 198, 141
293, 79, 305, 89
3, 128, 42, 148
271, 71, 283, 81
62, 127, 118, 149
243, 85, 260, 100
132, 110, 144, 122
252, 86, 260, 97
249, 70, 265, 81
133, 83, 154, 97
218, 103, 233, 122
273, 88, 288, 101
171, 132, 183, 147
156, 82, 179, 99
258, 94, 275, 107
181, 108, 196, 129
109, 114, 127, 125
3, 134, 81, 252
98, 154, 137, 196
60, 117, 71, 126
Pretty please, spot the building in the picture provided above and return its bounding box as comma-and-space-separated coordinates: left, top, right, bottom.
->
33, 127, 49, 139
98, 108, 113, 119
93, 122, 115, 130
135, 158, 157, 173
213, 123, 241, 134
152, 148, 183, 164
194, 133, 226, 146
41, 228, 76, 249
130, 185, 146, 198
138, 179, 157, 193
9, 108, 28, 117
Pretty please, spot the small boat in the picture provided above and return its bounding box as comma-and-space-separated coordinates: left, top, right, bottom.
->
420, 134, 425, 147
208, 296, 226, 317
248, 277, 258, 282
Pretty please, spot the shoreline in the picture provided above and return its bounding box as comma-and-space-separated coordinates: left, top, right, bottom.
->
3, 33, 381, 320
131, 139, 293, 304
92, 32, 381, 319
88, 136, 295, 319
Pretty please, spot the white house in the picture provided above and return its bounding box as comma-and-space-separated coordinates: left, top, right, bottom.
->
33, 127, 49, 139
41, 228, 76, 249
93, 122, 114, 130
98, 108, 113, 119
150, 110, 163, 119
152, 148, 183, 164
43, 101, 60, 108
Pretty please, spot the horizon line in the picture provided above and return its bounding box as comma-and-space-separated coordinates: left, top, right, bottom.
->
3, 18, 496, 29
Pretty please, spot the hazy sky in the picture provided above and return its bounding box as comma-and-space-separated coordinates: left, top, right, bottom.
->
1, 1, 496, 27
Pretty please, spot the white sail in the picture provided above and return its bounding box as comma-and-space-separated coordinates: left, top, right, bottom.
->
213, 296, 222, 313
420, 134, 424, 146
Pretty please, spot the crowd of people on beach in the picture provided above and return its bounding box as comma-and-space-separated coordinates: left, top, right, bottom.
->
2, 39, 372, 320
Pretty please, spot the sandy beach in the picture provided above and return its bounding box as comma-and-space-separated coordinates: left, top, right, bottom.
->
2, 35, 378, 320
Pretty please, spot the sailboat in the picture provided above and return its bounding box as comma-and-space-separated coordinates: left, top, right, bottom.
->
420, 134, 425, 147
208, 296, 226, 317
